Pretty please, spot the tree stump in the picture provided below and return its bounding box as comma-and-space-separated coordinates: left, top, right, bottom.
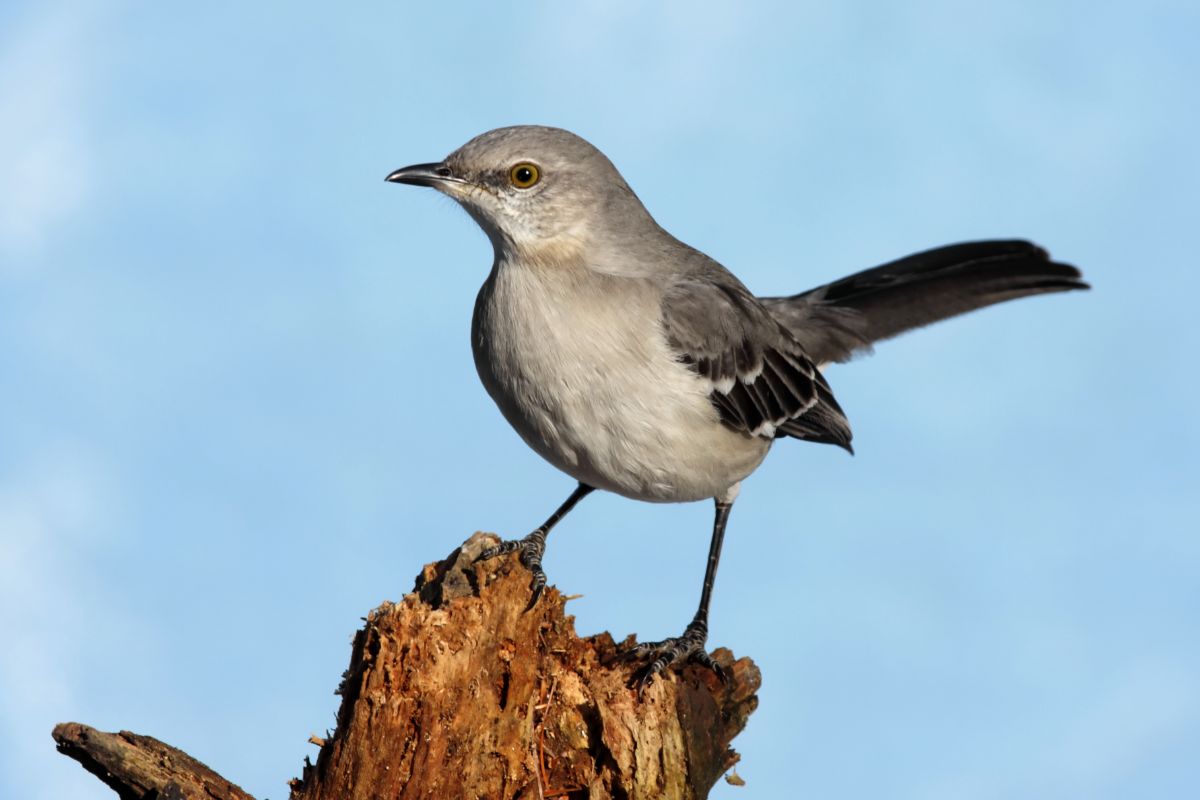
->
54, 532, 761, 799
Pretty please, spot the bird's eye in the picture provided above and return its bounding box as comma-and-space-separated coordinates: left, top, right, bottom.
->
509, 163, 540, 189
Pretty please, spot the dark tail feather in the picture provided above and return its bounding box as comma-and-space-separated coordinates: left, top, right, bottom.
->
760, 240, 1089, 364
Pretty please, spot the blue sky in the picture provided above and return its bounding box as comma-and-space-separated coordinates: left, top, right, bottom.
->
2, 2, 1197, 798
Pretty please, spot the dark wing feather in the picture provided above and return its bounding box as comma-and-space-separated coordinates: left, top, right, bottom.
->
760, 240, 1089, 365
663, 277, 853, 452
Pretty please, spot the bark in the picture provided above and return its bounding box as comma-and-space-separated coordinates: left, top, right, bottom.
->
54, 532, 760, 799
51, 723, 253, 800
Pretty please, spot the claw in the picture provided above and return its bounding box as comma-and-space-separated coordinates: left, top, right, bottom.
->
475, 539, 521, 563
623, 619, 721, 696
525, 567, 547, 610
622, 642, 653, 660
475, 528, 550, 609
687, 649, 728, 684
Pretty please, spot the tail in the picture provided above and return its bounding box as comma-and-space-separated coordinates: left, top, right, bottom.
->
760, 240, 1089, 364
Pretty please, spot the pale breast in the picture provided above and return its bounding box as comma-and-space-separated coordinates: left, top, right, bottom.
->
471, 260, 770, 502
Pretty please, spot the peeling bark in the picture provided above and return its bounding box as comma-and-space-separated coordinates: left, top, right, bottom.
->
55, 532, 760, 799
51, 722, 253, 800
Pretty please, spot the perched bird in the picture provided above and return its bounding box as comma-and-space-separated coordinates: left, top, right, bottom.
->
386, 126, 1088, 691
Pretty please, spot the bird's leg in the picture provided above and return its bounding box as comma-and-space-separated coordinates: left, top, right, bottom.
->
628, 495, 735, 694
476, 482, 594, 606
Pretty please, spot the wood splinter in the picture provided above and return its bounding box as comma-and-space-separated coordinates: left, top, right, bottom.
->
54, 532, 761, 799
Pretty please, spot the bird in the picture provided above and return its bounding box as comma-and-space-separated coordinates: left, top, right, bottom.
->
385, 125, 1088, 692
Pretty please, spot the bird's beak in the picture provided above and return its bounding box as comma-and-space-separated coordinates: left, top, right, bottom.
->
385, 162, 461, 188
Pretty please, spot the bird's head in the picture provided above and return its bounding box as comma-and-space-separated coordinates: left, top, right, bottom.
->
387, 126, 651, 265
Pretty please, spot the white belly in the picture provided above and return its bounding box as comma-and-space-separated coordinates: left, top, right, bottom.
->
471, 260, 769, 503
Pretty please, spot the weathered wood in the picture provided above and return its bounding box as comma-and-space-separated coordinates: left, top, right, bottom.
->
51, 722, 254, 800
55, 532, 760, 799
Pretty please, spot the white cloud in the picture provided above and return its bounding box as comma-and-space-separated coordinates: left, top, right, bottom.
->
0, 5, 104, 267
0, 446, 129, 800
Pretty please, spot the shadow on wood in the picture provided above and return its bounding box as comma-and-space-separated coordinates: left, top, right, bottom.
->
54, 532, 760, 799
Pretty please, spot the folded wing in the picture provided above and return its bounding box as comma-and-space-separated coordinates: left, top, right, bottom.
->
662, 277, 853, 452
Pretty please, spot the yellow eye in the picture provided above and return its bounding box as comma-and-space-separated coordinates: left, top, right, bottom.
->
509, 162, 540, 189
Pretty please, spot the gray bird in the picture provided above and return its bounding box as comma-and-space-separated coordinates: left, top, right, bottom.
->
386, 125, 1088, 691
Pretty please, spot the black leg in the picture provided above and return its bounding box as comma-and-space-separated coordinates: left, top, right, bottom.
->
476, 482, 594, 606
629, 496, 735, 694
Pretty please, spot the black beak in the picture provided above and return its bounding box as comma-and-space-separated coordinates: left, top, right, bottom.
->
385, 162, 459, 187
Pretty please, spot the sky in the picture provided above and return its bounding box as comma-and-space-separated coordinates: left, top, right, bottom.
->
1, 1, 1197, 798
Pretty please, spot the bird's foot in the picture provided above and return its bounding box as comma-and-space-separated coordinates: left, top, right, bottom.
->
625, 617, 726, 696
475, 528, 550, 608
